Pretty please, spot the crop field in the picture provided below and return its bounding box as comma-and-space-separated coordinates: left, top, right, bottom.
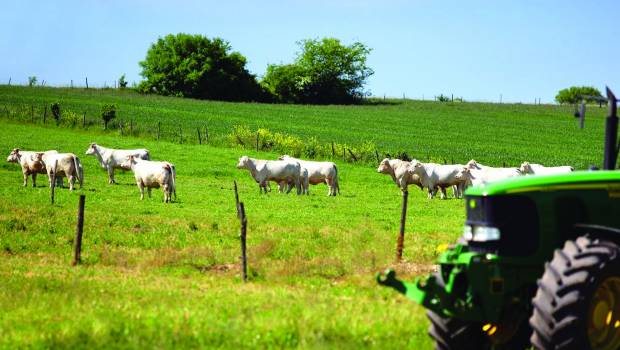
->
0, 86, 610, 349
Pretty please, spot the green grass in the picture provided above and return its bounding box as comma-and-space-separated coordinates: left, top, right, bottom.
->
0, 121, 462, 349
0, 85, 608, 169
0, 86, 609, 349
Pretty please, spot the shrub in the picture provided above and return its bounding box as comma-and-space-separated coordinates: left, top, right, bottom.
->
50, 102, 61, 125
28, 76, 37, 87
119, 74, 128, 89
101, 104, 117, 130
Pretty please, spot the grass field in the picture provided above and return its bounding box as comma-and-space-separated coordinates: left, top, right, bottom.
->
0, 85, 609, 169
0, 86, 609, 349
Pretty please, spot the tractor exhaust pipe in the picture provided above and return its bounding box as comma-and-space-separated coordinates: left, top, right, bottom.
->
604, 87, 618, 170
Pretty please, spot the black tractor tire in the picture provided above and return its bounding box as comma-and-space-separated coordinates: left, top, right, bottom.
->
427, 310, 488, 350
529, 236, 620, 350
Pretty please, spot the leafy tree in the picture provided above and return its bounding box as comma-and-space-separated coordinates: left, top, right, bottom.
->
262, 38, 373, 104
101, 104, 116, 130
555, 86, 603, 104
138, 33, 268, 102
28, 76, 37, 87
118, 74, 128, 89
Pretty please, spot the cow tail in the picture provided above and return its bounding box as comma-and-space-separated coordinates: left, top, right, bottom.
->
73, 155, 84, 188
170, 164, 177, 200
334, 164, 340, 195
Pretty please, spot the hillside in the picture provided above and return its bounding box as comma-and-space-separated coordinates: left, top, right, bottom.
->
0, 85, 609, 169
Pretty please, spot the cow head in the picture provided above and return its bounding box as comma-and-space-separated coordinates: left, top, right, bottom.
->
236, 156, 250, 169
6, 148, 20, 163
519, 161, 533, 174
376, 158, 391, 173
466, 159, 482, 170
120, 155, 136, 169
85, 143, 97, 155
455, 167, 474, 187
407, 159, 424, 175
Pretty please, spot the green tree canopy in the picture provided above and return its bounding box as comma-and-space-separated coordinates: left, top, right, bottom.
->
555, 86, 603, 104
262, 38, 373, 104
139, 33, 268, 102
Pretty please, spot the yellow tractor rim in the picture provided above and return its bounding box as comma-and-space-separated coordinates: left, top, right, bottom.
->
588, 276, 620, 350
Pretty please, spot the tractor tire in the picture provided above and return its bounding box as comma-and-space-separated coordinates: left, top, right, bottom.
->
427, 310, 488, 350
529, 236, 620, 350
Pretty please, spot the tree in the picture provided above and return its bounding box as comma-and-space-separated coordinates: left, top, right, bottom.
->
262, 38, 373, 104
138, 33, 268, 102
101, 104, 116, 130
118, 74, 128, 89
28, 76, 37, 87
555, 86, 603, 104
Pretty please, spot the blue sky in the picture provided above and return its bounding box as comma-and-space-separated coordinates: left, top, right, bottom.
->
2, 0, 619, 103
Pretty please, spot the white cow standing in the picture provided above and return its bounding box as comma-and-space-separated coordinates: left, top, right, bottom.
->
376, 158, 423, 192
465, 159, 522, 186
121, 155, 176, 202
85, 143, 150, 184
42, 152, 84, 191
278, 155, 339, 196
236, 156, 301, 194
408, 160, 468, 199
519, 161, 573, 175
6, 149, 61, 187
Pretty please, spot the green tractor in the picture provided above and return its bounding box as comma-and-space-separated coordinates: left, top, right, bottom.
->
378, 88, 620, 350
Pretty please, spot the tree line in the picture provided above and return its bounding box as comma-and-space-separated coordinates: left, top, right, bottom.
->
138, 33, 373, 105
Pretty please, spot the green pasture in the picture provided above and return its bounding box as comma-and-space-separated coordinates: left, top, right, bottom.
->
0, 121, 461, 349
0, 86, 608, 349
0, 85, 609, 169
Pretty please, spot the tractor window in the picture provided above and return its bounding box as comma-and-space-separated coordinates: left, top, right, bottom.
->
554, 196, 588, 240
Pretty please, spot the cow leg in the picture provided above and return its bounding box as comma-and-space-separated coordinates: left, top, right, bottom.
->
162, 184, 169, 203
107, 167, 115, 184
22, 171, 28, 187
68, 175, 75, 191
440, 187, 447, 200
147, 187, 152, 198
325, 178, 333, 196
32, 173, 37, 187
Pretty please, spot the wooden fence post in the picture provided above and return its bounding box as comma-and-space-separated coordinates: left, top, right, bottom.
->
375, 150, 380, 164
43, 105, 47, 124
157, 121, 161, 140
205, 126, 209, 143
72, 195, 85, 266
396, 190, 409, 262
343, 147, 346, 162
197, 128, 202, 145
255, 132, 259, 151
234, 180, 240, 215
331, 142, 335, 157
82, 112, 86, 128
85, 77, 88, 89
239, 202, 248, 282
347, 149, 358, 162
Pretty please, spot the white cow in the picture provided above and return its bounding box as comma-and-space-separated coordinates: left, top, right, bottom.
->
408, 160, 468, 199
6, 149, 61, 187
42, 152, 84, 191
121, 155, 176, 202
377, 158, 422, 192
520, 161, 573, 175
85, 143, 150, 184
465, 159, 522, 186
236, 156, 301, 194
278, 155, 339, 196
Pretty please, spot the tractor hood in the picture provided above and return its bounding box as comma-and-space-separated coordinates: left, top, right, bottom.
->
465, 170, 620, 197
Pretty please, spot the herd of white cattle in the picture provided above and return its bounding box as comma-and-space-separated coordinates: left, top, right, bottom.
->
377, 158, 574, 199
6, 142, 574, 202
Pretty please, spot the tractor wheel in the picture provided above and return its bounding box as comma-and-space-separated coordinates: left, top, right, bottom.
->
427, 310, 488, 350
530, 236, 620, 350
